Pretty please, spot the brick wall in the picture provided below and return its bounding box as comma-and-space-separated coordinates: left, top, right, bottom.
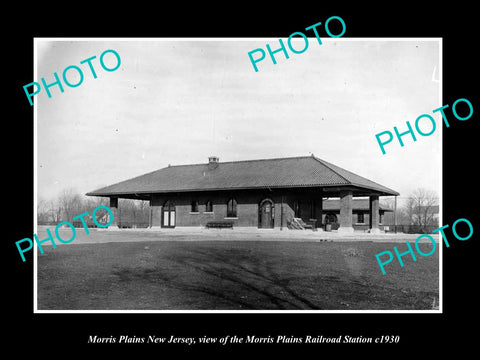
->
150, 188, 324, 228
148, 190, 391, 230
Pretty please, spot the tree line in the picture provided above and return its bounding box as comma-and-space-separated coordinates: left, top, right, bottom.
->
381, 188, 439, 233
37, 188, 150, 228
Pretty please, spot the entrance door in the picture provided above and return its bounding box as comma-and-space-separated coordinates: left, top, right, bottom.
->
259, 199, 274, 228
162, 200, 176, 228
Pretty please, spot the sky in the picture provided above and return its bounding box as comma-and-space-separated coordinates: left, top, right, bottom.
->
35, 38, 441, 206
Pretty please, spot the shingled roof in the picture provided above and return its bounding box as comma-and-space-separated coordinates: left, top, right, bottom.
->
86, 156, 399, 197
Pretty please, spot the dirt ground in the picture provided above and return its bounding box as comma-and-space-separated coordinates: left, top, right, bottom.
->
35, 228, 440, 311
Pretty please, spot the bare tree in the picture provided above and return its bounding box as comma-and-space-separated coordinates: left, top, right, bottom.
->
113, 198, 150, 228
406, 188, 439, 230
380, 197, 395, 211
47, 198, 62, 223
404, 197, 416, 224
137, 199, 151, 227
121, 199, 137, 227
37, 196, 50, 224
83, 195, 109, 214
57, 188, 83, 222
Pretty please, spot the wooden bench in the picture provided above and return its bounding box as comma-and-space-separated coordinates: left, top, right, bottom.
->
206, 221, 234, 229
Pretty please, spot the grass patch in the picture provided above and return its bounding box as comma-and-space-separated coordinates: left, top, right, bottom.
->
37, 239, 439, 310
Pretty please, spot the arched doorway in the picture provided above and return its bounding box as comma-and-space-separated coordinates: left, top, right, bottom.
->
325, 212, 339, 230
162, 200, 176, 228
259, 199, 274, 228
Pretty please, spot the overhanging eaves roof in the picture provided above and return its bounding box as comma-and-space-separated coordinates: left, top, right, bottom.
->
86, 156, 399, 197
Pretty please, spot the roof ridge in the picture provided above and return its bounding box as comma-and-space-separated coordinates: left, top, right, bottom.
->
166, 155, 313, 168
311, 156, 352, 184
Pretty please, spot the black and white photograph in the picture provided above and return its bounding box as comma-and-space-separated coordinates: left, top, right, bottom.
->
6, 4, 478, 354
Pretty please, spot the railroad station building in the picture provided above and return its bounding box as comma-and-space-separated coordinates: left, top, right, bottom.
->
86, 155, 399, 232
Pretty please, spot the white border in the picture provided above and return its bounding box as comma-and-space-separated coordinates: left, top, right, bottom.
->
33, 39, 38, 312
438, 38, 443, 313
33, 37, 443, 314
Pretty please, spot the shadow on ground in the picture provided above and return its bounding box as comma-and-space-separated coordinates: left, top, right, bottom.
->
112, 247, 324, 310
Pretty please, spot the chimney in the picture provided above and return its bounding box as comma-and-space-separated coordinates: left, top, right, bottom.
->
208, 156, 219, 170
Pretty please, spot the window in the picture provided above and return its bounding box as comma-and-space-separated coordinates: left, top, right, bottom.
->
191, 200, 199, 213
227, 198, 237, 217
357, 213, 365, 224
293, 200, 301, 218
205, 200, 213, 213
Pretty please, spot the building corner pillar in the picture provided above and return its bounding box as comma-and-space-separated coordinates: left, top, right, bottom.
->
369, 195, 380, 233
316, 190, 323, 231
109, 197, 119, 229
